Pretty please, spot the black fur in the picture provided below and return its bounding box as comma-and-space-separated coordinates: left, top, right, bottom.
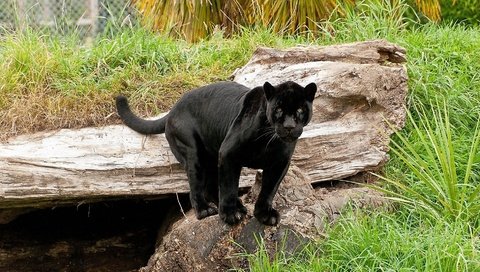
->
116, 81, 316, 225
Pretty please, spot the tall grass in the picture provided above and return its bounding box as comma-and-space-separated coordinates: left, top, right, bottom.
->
320, 0, 412, 41
376, 102, 480, 226
131, 0, 447, 41
239, 208, 480, 271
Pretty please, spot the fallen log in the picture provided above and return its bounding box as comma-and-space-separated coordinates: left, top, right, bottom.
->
0, 39, 407, 212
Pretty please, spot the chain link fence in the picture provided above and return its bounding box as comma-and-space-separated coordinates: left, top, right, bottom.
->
0, 0, 136, 38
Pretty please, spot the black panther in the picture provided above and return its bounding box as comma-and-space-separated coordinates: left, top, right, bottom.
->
116, 81, 316, 225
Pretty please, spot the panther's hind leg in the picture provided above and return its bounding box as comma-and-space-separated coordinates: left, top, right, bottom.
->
185, 151, 218, 219
166, 129, 217, 219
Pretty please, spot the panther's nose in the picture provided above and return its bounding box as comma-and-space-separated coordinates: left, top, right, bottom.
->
283, 117, 296, 132
283, 125, 295, 135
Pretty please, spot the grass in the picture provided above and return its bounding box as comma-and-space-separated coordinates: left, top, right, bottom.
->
240, 208, 480, 271
1, 0, 480, 270
375, 102, 480, 226
316, 209, 479, 271
0, 25, 302, 140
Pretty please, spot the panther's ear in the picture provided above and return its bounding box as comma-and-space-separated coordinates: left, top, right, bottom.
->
305, 82, 317, 102
263, 82, 275, 101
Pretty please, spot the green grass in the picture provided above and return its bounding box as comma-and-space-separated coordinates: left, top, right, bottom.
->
240, 208, 480, 271
1, 0, 480, 270
0, 24, 303, 139
317, 209, 479, 271
375, 102, 480, 226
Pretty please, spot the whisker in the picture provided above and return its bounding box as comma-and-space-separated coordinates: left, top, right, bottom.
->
256, 127, 275, 141
265, 133, 277, 150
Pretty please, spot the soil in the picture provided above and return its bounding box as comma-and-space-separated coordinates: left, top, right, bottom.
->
0, 196, 189, 272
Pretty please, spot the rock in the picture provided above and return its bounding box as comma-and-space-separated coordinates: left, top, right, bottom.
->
141, 166, 385, 272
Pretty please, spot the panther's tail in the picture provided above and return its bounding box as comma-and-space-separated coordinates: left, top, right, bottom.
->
115, 95, 167, 135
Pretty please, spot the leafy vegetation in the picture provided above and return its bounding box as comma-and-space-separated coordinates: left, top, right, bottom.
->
131, 0, 354, 41
131, 0, 453, 41
440, 0, 480, 24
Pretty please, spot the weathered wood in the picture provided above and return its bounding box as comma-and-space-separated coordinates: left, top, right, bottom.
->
0, 125, 256, 209
0, 40, 407, 210
233, 40, 407, 182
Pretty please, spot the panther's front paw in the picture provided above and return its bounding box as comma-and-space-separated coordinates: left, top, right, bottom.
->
254, 207, 280, 226
220, 205, 247, 225
195, 204, 218, 219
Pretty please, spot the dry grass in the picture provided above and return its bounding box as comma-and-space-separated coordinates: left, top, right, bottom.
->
0, 73, 203, 140
2, 90, 114, 138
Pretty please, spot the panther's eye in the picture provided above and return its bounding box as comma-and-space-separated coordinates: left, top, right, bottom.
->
297, 108, 304, 115
274, 107, 283, 118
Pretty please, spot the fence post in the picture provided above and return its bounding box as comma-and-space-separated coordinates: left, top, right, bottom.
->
88, 0, 99, 36
41, 0, 53, 27
16, 0, 26, 30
